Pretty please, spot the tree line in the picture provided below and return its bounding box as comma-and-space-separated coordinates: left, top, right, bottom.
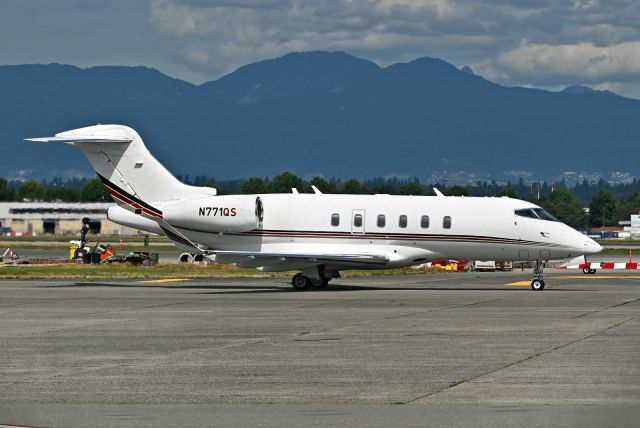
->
0, 177, 111, 203
2, 173, 640, 230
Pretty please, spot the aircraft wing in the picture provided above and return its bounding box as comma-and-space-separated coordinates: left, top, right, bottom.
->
210, 250, 389, 268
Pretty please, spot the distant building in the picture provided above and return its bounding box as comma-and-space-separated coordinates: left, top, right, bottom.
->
616, 214, 640, 239
0, 202, 135, 236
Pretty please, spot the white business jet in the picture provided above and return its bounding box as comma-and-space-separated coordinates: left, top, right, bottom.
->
27, 125, 602, 290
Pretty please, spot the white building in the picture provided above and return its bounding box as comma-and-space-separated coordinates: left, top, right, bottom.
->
0, 202, 134, 236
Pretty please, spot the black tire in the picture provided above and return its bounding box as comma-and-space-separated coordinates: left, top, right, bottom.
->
530, 279, 545, 291
589, 268, 597, 274
292, 274, 311, 290
582, 266, 591, 274
310, 277, 329, 289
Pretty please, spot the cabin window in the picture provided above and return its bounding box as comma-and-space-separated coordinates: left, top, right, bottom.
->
443, 216, 451, 229
515, 208, 559, 222
331, 213, 340, 226
399, 215, 407, 228
421, 215, 430, 228
354, 214, 363, 227
377, 214, 386, 227
533, 208, 559, 221
515, 208, 538, 219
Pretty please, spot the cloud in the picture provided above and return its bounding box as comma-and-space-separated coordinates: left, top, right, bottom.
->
2, 0, 640, 98
376, 0, 462, 19
495, 41, 640, 84
147, 0, 477, 76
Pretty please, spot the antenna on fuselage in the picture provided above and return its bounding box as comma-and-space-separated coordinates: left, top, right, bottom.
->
433, 188, 445, 197
311, 185, 323, 194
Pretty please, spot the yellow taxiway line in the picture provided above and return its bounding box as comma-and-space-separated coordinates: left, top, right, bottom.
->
508, 275, 640, 286
139, 278, 190, 284
508, 281, 537, 286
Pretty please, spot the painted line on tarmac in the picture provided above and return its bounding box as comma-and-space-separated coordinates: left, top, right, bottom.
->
508, 281, 536, 286
555, 275, 640, 279
139, 278, 190, 284
508, 275, 640, 286
0, 424, 49, 428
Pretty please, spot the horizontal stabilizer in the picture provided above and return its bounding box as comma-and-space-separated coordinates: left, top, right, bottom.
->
25, 124, 215, 204
25, 136, 132, 144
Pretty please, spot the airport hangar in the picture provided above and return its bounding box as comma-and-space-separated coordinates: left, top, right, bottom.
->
0, 202, 135, 236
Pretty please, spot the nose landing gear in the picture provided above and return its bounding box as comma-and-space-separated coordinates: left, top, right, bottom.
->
530, 260, 545, 290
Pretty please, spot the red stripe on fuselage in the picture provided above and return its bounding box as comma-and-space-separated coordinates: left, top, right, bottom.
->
106, 187, 163, 218
240, 230, 528, 244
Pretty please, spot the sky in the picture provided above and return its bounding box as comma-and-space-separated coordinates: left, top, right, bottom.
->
1, 0, 639, 98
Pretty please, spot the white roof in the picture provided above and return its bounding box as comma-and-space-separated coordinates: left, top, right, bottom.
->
0, 202, 115, 220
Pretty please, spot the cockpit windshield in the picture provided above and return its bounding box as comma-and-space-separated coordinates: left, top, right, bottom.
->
515, 208, 559, 222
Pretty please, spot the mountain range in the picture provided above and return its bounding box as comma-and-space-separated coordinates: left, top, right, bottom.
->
1, 51, 639, 182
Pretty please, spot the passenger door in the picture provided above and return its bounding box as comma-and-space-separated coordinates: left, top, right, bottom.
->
351, 209, 366, 234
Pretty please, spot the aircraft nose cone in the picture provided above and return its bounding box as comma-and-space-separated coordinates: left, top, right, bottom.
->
584, 236, 602, 254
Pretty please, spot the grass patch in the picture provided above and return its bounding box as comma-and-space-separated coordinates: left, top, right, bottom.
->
6, 244, 176, 252
596, 239, 640, 246
0, 235, 171, 243
600, 248, 639, 255
0, 263, 445, 281
0, 263, 279, 280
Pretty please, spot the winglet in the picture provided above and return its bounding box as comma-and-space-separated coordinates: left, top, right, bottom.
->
433, 187, 445, 197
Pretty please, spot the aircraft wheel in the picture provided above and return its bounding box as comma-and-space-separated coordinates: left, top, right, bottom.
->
582, 266, 591, 275
310, 277, 329, 289
530, 279, 545, 291
589, 268, 597, 274
292, 274, 311, 290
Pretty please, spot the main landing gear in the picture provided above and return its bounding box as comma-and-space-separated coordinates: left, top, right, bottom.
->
291, 266, 336, 291
530, 260, 545, 291
291, 274, 329, 290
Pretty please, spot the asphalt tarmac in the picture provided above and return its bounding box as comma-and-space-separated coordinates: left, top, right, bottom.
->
1, 271, 639, 427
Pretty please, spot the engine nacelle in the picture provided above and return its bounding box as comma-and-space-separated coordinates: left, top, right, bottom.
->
163, 195, 263, 233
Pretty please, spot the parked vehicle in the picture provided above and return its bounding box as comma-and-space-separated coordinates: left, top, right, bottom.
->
473, 260, 496, 271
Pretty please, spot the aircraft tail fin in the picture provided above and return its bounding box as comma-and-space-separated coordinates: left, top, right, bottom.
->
26, 124, 215, 204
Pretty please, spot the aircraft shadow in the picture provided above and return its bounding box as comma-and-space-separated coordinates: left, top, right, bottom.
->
36, 282, 583, 294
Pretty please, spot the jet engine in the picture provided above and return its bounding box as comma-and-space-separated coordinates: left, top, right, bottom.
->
162, 195, 263, 233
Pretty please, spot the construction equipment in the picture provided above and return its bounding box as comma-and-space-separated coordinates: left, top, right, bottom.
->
1, 248, 19, 264
70, 218, 158, 266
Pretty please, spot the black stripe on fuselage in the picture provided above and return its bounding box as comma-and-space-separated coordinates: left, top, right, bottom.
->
240, 229, 558, 247
97, 173, 163, 216
172, 226, 559, 248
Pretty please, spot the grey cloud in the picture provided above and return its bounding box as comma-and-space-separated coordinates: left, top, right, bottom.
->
1, 0, 639, 98
143, 0, 640, 98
